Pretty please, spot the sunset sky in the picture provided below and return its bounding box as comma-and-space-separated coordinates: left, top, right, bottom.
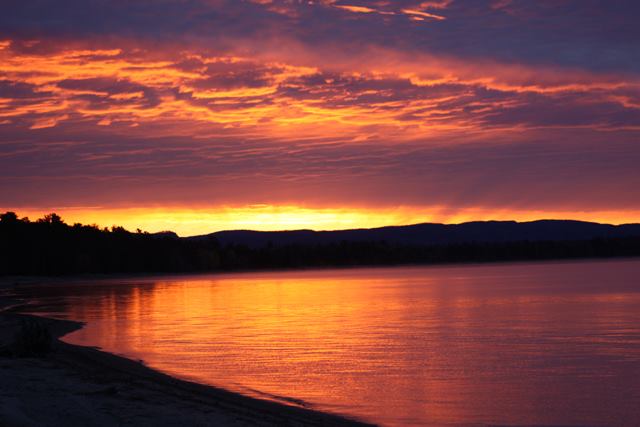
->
1, 0, 639, 235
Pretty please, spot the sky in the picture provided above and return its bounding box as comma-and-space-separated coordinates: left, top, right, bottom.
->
1, 0, 639, 235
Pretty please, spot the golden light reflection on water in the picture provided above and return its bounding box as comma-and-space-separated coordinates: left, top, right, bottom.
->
23, 260, 640, 426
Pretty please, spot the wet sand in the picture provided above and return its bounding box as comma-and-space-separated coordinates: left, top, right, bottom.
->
0, 281, 374, 427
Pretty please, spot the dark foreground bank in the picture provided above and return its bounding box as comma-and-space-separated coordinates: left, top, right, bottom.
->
2, 211, 640, 276
0, 300, 373, 426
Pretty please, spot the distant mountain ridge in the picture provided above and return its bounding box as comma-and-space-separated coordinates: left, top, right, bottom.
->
189, 220, 640, 248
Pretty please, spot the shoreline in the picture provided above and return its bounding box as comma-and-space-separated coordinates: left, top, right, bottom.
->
0, 290, 374, 426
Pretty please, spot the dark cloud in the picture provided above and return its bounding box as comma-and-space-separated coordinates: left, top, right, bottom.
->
1, 0, 639, 73
57, 77, 146, 94
478, 92, 640, 128
190, 62, 281, 90
56, 77, 160, 109
0, 80, 47, 99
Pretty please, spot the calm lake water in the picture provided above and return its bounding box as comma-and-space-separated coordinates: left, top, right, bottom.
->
16, 259, 640, 426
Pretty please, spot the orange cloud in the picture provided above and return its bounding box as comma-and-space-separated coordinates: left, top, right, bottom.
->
333, 3, 445, 20
401, 9, 447, 20
334, 5, 380, 14
2, 39, 637, 147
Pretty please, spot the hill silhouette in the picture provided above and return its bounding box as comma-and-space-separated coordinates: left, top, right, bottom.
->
2, 212, 640, 276
198, 220, 640, 247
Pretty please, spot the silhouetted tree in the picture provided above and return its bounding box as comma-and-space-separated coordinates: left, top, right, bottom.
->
1, 211, 640, 277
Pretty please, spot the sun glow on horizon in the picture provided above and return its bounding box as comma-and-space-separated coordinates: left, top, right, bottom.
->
4, 205, 639, 237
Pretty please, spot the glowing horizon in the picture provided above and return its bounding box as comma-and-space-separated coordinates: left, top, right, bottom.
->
4, 205, 639, 237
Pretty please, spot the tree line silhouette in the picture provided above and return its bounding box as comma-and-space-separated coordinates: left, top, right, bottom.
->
2, 211, 640, 276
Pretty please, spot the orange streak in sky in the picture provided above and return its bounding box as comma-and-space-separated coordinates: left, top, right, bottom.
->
334, 5, 379, 14
5, 205, 639, 237
401, 9, 446, 20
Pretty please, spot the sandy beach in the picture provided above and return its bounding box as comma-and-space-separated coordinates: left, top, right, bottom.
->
0, 281, 373, 427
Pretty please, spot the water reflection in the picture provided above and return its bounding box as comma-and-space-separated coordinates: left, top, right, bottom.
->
18, 259, 640, 426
